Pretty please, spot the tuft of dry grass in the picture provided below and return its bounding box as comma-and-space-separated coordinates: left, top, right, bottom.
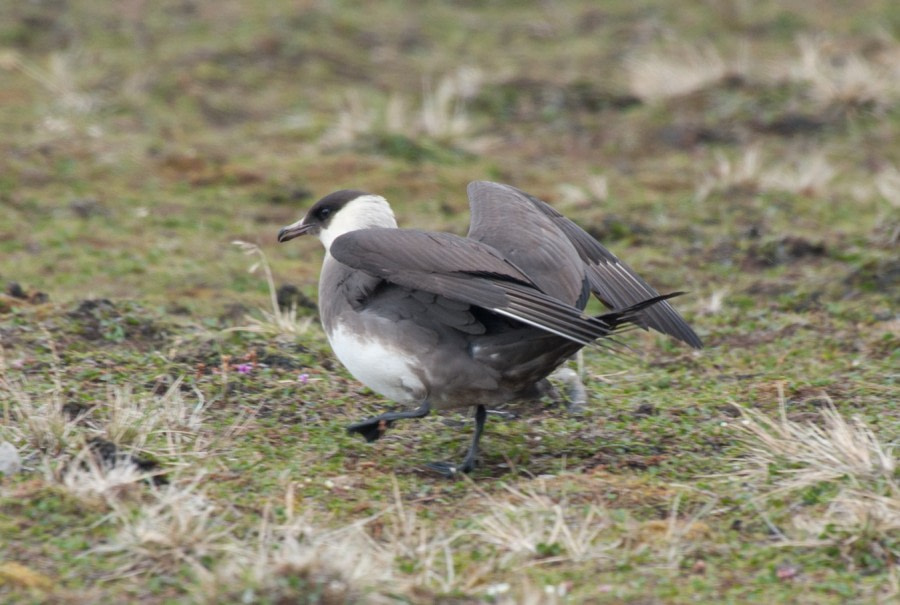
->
418, 67, 484, 140
196, 477, 718, 601
97, 475, 240, 574
735, 393, 895, 494
468, 482, 616, 567
227, 241, 314, 339
0, 339, 80, 457
695, 147, 837, 201
321, 67, 484, 149
778, 34, 900, 111
626, 42, 741, 101
759, 152, 837, 197
0, 49, 102, 145
730, 387, 899, 567
2, 336, 213, 507
52, 445, 154, 507
198, 485, 398, 604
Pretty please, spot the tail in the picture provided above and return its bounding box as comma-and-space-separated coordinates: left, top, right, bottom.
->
593, 292, 686, 333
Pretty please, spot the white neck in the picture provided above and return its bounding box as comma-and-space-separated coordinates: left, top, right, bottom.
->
320, 195, 397, 251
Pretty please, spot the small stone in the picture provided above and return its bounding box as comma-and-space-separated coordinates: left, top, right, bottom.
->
634, 402, 657, 417
0, 441, 22, 475
69, 197, 107, 218
776, 564, 800, 581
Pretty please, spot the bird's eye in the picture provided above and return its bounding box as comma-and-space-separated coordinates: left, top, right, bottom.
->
318, 207, 332, 220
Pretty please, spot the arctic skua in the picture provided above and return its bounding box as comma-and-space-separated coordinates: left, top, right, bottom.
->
277, 181, 701, 475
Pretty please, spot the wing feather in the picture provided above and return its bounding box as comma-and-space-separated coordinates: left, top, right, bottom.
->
467, 181, 703, 349
329, 229, 672, 347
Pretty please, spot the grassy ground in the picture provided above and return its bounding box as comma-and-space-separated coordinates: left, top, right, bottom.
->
1, 1, 898, 603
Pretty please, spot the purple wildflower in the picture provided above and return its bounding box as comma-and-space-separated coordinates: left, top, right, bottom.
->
297, 373, 309, 384
236, 363, 253, 374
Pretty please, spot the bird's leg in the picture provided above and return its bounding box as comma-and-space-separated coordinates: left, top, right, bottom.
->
459, 404, 487, 472
426, 404, 487, 476
346, 399, 432, 443
549, 367, 589, 414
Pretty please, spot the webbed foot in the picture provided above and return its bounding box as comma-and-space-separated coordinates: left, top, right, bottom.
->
347, 418, 391, 442
346, 400, 433, 443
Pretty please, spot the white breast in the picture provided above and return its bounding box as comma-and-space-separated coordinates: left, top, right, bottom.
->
327, 323, 426, 405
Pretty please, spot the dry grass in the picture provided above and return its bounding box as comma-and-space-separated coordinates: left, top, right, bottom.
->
735, 391, 895, 494
197, 483, 412, 602
778, 34, 900, 110
730, 386, 899, 569
554, 175, 610, 208
626, 42, 741, 101
469, 482, 616, 566
0, 49, 102, 144
1, 308, 892, 601
875, 165, 900, 210
201, 515, 382, 604
0, 50, 96, 114
227, 241, 315, 340
1, 333, 218, 514
695, 147, 837, 201
52, 446, 153, 506
321, 67, 484, 149
0, 339, 79, 457
98, 475, 240, 575
194, 476, 719, 601
626, 33, 900, 110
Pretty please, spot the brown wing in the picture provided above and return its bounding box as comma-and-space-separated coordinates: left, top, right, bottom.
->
466, 181, 702, 349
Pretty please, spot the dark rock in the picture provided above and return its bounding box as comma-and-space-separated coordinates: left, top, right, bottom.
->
259, 352, 306, 369
844, 258, 900, 292
633, 402, 658, 417
70, 299, 117, 318
219, 303, 249, 323
657, 123, 737, 148
87, 437, 167, 485
69, 198, 107, 218
268, 187, 313, 205
276, 284, 317, 312
747, 236, 826, 267
7, 282, 26, 299
753, 113, 825, 137
585, 216, 650, 242
62, 401, 92, 420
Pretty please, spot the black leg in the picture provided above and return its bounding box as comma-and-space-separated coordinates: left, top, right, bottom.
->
346, 399, 432, 443
427, 404, 487, 476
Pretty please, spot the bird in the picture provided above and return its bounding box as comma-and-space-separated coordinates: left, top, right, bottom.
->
277, 181, 701, 475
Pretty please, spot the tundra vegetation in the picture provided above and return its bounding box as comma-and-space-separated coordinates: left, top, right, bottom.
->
0, 1, 897, 603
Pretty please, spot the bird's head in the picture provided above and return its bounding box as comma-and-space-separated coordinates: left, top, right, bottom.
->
277, 189, 397, 252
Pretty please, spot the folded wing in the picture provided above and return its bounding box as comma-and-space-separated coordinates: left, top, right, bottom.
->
466, 181, 703, 349
330, 228, 675, 347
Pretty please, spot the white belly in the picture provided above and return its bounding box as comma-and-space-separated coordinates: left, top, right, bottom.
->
327, 324, 425, 404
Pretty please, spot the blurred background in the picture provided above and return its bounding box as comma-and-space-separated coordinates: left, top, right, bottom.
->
2, 0, 897, 317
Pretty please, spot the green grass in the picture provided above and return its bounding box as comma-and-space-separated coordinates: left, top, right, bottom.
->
1, 0, 898, 602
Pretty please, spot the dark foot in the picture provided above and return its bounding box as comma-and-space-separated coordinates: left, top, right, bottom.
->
425, 404, 487, 478
425, 459, 475, 477
347, 418, 391, 443
346, 400, 433, 443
